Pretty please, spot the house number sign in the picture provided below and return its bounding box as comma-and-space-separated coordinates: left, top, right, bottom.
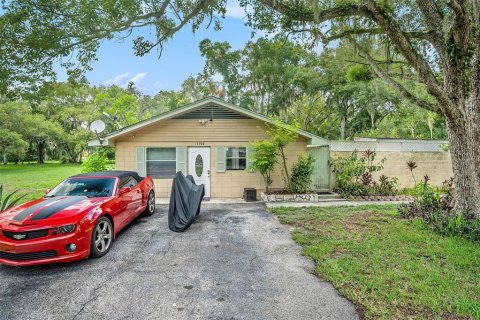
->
195, 141, 205, 146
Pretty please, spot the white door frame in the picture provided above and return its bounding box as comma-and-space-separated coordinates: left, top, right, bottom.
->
188, 147, 211, 198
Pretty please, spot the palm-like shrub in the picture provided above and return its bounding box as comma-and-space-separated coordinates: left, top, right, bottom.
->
288, 154, 315, 193
247, 140, 278, 193
0, 185, 26, 212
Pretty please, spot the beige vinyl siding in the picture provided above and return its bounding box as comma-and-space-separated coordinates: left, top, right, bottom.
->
114, 118, 309, 198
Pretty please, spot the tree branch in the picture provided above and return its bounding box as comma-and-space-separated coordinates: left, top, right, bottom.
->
256, 0, 372, 23
351, 38, 439, 113
447, 0, 470, 63
344, 59, 409, 65
362, 0, 460, 121
27, 0, 216, 71
322, 27, 435, 43
415, 0, 445, 46
258, 0, 460, 120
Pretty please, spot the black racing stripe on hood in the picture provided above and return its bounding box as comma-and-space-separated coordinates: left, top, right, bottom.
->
12, 197, 63, 221
29, 196, 88, 221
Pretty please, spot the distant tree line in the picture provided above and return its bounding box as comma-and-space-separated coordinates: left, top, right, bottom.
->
0, 37, 448, 165
0, 82, 186, 164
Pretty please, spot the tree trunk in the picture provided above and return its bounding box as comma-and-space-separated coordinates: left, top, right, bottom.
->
340, 117, 346, 140
445, 103, 480, 217
37, 141, 45, 164
280, 146, 290, 183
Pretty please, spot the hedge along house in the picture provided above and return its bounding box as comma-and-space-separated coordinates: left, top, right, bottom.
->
88, 97, 331, 199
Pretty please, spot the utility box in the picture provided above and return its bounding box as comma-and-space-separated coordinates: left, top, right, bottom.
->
244, 188, 257, 202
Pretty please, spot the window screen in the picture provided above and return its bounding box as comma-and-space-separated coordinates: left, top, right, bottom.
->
226, 147, 246, 170
146, 148, 176, 178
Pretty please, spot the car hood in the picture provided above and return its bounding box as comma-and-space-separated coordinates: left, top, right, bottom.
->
0, 196, 109, 225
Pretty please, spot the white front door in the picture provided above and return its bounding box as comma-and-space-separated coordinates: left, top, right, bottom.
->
188, 147, 211, 197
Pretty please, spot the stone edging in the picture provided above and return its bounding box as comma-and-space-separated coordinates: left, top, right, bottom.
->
350, 195, 414, 201
260, 192, 318, 202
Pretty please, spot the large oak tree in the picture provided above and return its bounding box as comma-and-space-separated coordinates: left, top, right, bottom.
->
1, 0, 479, 215
247, 0, 480, 216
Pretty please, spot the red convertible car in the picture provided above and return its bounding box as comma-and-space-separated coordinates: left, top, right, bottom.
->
0, 171, 155, 266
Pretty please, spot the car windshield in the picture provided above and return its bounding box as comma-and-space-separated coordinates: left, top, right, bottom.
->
46, 178, 116, 198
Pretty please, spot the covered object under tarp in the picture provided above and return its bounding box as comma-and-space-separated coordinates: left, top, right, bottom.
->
168, 172, 205, 232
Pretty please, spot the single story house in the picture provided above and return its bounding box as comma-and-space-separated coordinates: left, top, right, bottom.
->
88, 97, 331, 198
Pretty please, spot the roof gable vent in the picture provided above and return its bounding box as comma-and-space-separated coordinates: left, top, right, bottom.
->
173, 104, 249, 120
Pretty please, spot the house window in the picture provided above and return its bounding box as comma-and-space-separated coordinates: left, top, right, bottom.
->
226, 147, 246, 170
146, 148, 176, 178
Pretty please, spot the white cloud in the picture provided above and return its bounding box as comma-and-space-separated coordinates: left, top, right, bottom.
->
103, 72, 130, 86
225, 1, 246, 19
102, 72, 147, 89
225, 0, 253, 19
127, 72, 147, 86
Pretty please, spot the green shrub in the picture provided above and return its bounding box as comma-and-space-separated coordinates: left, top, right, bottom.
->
398, 177, 480, 241
399, 202, 480, 241
331, 149, 395, 196
81, 151, 110, 173
376, 174, 399, 195
265, 119, 299, 187
0, 129, 29, 164
58, 152, 71, 164
331, 151, 365, 192
288, 154, 314, 193
247, 140, 278, 192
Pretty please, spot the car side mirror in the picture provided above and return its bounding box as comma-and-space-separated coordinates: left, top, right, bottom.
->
118, 187, 132, 195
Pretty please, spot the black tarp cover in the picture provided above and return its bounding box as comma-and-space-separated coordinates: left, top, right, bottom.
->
168, 172, 205, 232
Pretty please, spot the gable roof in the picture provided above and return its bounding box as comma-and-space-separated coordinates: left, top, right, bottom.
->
88, 97, 329, 146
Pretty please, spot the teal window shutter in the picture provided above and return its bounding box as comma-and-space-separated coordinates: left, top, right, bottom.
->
176, 147, 187, 174
216, 146, 226, 172
246, 146, 255, 172
136, 147, 146, 177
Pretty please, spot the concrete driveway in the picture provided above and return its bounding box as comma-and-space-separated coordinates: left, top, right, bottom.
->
0, 203, 358, 320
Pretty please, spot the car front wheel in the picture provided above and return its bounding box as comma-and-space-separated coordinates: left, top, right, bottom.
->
90, 216, 113, 258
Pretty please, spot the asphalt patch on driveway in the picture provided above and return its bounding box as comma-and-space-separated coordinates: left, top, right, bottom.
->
0, 203, 358, 320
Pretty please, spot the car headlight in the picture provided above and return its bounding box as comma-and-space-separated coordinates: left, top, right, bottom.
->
52, 224, 76, 235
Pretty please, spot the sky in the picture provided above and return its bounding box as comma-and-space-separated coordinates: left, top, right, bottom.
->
56, 2, 255, 96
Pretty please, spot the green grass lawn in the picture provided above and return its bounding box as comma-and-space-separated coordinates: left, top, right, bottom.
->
271, 205, 480, 319
0, 162, 82, 201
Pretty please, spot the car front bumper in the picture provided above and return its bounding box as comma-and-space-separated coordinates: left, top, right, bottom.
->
0, 231, 90, 267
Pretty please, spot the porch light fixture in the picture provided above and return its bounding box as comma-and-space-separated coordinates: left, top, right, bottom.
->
198, 119, 209, 125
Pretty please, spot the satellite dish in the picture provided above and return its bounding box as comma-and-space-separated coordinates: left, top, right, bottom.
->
90, 120, 106, 133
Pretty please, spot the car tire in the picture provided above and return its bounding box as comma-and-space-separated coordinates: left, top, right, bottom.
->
144, 190, 155, 216
90, 216, 113, 258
